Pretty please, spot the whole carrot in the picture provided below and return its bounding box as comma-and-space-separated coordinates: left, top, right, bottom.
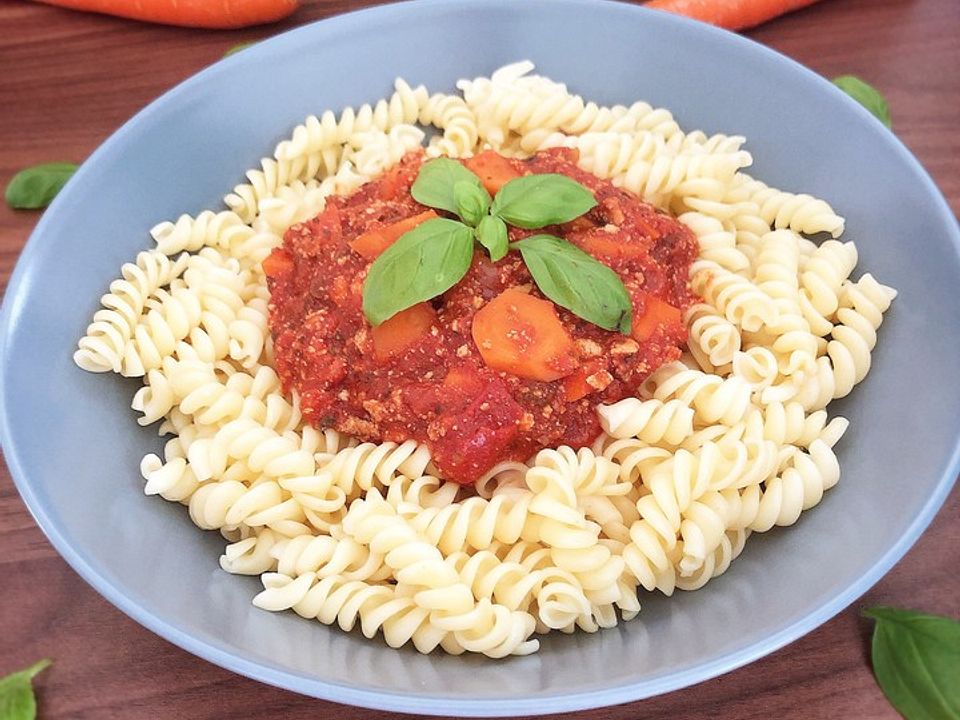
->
34, 0, 300, 29
645, 0, 822, 30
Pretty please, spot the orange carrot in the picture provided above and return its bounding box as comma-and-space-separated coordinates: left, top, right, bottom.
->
472, 289, 577, 382
372, 303, 436, 361
644, 0, 821, 30
261, 248, 294, 279
463, 151, 521, 195
632, 293, 682, 342
34, 0, 299, 29
349, 210, 438, 260
562, 358, 607, 402
573, 233, 647, 262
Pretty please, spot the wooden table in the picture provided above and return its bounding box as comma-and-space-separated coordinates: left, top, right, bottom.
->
1, 1, 957, 717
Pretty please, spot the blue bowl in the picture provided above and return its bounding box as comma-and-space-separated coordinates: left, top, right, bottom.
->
2, 0, 958, 714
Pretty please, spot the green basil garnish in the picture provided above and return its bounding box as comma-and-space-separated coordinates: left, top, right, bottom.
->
864, 607, 960, 720
490, 173, 597, 229
0, 659, 51, 720
363, 218, 474, 325
411, 158, 485, 217
476, 215, 509, 262
454, 180, 490, 227
5, 163, 77, 210
512, 234, 632, 334
833, 75, 892, 129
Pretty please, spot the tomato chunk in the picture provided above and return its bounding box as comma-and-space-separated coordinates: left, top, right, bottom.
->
262, 248, 294, 279
463, 151, 521, 195
562, 358, 607, 401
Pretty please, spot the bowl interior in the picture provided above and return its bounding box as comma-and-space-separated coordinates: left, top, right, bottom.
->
2, 0, 959, 715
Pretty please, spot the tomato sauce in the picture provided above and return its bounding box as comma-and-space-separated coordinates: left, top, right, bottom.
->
266, 149, 698, 484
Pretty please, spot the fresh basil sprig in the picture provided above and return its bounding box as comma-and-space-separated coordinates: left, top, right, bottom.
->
411, 158, 486, 216
491, 173, 597, 229
0, 659, 51, 720
513, 235, 633, 333
864, 607, 960, 720
363, 157, 632, 333
5, 163, 77, 210
362, 218, 474, 325
833, 75, 892, 129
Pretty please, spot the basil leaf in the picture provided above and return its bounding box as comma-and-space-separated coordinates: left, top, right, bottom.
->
833, 75, 892, 128
864, 607, 960, 720
363, 218, 474, 325
512, 234, 632, 333
491, 174, 596, 229
454, 181, 490, 227
5, 163, 77, 210
477, 215, 508, 261
0, 659, 51, 720
411, 158, 485, 217
224, 41, 256, 57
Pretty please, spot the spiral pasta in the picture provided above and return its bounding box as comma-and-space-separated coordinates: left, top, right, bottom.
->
73, 61, 896, 658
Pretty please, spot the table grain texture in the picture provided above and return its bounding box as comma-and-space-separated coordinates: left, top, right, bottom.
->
1, 0, 958, 718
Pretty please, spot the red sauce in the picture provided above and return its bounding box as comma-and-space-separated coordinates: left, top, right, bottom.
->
266, 149, 698, 484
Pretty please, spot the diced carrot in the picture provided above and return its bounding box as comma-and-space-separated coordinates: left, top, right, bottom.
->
573, 231, 647, 261
349, 210, 438, 260
471, 288, 577, 382
372, 302, 436, 361
261, 248, 294, 279
562, 358, 607, 402
645, 0, 820, 31
632, 292, 683, 342
463, 151, 521, 195
35, 0, 299, 29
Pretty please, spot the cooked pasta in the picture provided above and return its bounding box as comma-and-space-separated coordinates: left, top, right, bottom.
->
74, 62, 896, 658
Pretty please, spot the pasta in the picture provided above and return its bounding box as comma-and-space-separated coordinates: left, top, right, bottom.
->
74, 62, 896, 658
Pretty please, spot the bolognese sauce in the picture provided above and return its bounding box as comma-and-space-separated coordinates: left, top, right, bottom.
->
264, 148, 698, 484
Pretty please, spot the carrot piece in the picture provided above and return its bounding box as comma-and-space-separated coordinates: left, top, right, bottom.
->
34, 0, 299, 28
573, 232, 647, 261
371, 302, 436, 362
378, 163, 405, 201
472, 288, 577, 382
463, 151, 521, 195
632, 293, 683, 342
443, 365, 485, 395
562, 358, 607, 402
644, 0, 821, 30
349, 210, 438, 260
261, 248, 294, 279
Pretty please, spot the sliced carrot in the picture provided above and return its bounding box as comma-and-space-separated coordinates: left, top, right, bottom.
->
573, 231, 647, 261
349, 210, 438, 260
371, 302, 436, 362
644, 0, 821, 30
472, 288, 577, 382
34, 0, 299, 28
261, 248, 294, 279
463, 151, 521, 195
632, 292, 683, 342
562, 358, 607, 402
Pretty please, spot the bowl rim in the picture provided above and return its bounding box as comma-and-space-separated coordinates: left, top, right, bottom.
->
2, 0, 959, 715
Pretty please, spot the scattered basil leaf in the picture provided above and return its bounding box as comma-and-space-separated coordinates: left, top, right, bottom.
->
491, 174, 597, 229
864, 607, 960, 720
224, 41, 256, 57
5, 163, 77, 210
476, 215, 508, 262
512, 234, 632, 333
411, 158, 485, 217
833, 75, 892, 128
454, 181, 491, 227
0, 659, 51, 720
363, 218, 474, 325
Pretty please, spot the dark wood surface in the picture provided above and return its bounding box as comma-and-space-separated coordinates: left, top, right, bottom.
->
1, 1, 958, 717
